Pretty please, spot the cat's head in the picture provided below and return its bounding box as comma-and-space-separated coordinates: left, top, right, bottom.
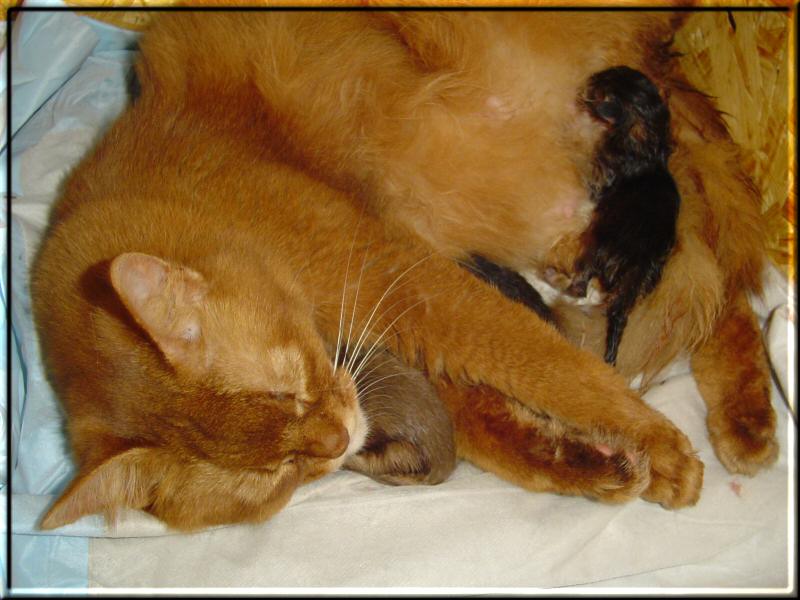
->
39, 252, 367, 531
580, 65, 672, 172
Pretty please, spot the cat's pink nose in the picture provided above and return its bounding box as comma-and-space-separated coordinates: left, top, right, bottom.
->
305, 422, 350, 459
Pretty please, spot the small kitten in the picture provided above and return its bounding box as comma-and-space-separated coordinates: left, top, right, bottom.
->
463, 254, 558, 328
345, 348, 456, 486
558, 66, 681, 365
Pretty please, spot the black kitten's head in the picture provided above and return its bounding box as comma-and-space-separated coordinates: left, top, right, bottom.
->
581, 66, 672, 171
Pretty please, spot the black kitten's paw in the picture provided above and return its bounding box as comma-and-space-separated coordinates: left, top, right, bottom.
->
542, 266, 605, 307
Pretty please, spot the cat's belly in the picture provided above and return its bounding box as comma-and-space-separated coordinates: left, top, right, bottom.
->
377, 101, 599, 270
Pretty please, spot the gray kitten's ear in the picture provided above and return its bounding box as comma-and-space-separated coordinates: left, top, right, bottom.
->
39, 447, 164, 530
109, 252, 210, 372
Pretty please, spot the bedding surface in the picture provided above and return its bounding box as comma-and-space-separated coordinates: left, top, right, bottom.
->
2, 7, 795, 593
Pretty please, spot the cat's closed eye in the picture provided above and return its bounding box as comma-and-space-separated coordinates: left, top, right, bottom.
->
268, 390, 314, 415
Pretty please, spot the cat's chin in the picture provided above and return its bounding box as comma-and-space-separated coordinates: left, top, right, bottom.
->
344, 402, 369, 460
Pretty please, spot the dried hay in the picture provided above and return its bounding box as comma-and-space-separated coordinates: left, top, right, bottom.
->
673, 10, 794, 281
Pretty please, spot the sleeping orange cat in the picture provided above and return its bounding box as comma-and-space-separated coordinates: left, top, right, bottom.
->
188, 9, 773, 477
32, 10, 774, 532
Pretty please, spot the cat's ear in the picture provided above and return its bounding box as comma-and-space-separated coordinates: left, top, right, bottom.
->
39, 448, 164, 530
110, 252, 210, 372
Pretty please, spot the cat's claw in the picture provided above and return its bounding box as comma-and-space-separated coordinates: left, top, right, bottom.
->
544, 432, 651, 504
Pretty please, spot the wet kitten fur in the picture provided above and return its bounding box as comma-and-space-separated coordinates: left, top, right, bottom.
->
557, 66, 681, 366
33, 12, 705, 532
463, 254, 557, 327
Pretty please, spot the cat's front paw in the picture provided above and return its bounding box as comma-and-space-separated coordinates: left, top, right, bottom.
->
707, 400, 778, 476
556, 434, 651, 504
638, 422, 704, 509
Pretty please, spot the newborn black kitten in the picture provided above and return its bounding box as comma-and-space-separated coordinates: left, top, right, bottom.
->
464, 254, 558, 327
568, 65, 681, 365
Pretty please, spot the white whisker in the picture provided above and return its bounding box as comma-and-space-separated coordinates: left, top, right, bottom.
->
345, 253, 434, 374
352, 356, 398, 386
349, 296, 433, 382
356, 371, 409, 398
343, 234, 373, 374
350, 277, 469, 383
333, 206, 366, 373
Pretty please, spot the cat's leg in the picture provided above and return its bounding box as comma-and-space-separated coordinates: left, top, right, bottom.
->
290, 193, 702, 507
341, 247, 704, 509
603, 283, 641, 366
689, 289, 778, 475
603, 306, 627, 366
344, 348, 456, 486
436, 378, 651, 503
652, 72, 778, 475
440, 266, 701, 508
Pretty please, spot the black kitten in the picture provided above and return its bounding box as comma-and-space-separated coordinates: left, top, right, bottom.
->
463, 254, 557, 327
567, 66, 681, 365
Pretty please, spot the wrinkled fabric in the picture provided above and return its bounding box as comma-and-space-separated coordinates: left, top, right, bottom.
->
4, 6, 140, 590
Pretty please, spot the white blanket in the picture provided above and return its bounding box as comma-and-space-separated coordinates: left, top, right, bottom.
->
2, 6, 795, 593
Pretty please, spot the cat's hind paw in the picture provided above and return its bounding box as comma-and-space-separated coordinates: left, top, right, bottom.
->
707, 402, 778, 476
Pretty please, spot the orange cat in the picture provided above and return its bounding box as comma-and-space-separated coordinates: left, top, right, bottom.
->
32, 11, 705, 532
141, 9, 775, 477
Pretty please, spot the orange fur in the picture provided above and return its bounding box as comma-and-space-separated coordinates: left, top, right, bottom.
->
33, 10, 776, 530
32, 12, 703, 531
690, 289, 778, 475
163, 10, 772, 473
435, 378, 652, 504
